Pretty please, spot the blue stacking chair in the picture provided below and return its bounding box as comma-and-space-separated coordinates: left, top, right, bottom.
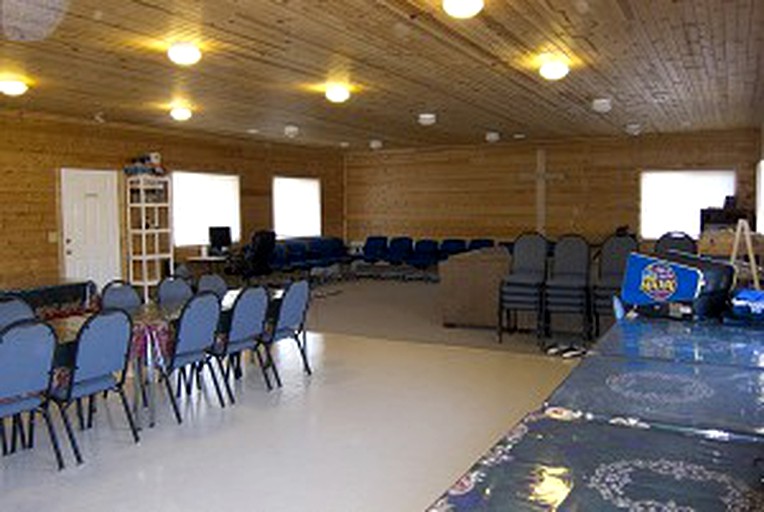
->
262, 281, 312, 384
0, 296, 35, 330
158, 277, 193, 308
468, 239, 495, 251
362, 236, 388, 263
101, 280, 141, 313
306, 238, 332, 268
198, 274, 228, 300
159, 292, 224, 424
51, 309, 139, 465
285, 241, 310, 270
269, 243, 289, 271
326, 238, 351, 265
387, 237, 413, 265
0, 320, 64, 469
439, 239, 467, 260
406, 239, 440, 269
209, 287, 271, 398
498, 233, 549, 342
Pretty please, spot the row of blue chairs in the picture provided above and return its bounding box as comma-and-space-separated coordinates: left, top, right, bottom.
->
269, 237, 351, 272
362, 237, 496, 269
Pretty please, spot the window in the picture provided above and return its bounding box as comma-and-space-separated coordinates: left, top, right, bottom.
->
172, 171, 241, 246
272, 177, 321, 239
640, 170, 735, 239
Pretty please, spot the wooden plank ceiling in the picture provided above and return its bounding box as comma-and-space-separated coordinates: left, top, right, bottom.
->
1, 0, 762, 148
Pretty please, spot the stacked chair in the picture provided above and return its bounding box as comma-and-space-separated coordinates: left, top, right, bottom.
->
362, 236, 388, 263
543, 235, 591, 341
439, 239, 467, 260
592, 234, 638, 335
498, 233, 548, 341
468, 238, 495, 251
406, 239, 440, 269
387, 237, 414, 265
197, 273, 228, 299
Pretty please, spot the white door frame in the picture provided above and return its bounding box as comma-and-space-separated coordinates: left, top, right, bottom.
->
60, 168, 122, 287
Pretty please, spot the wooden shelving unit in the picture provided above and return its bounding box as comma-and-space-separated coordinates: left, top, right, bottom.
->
126, 175, 173, 302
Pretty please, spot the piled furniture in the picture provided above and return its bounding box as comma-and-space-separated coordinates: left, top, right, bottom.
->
543, 235, 591, 340
592, 234, 638, 335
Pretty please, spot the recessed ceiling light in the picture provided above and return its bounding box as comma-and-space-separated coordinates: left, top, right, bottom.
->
325, 83, 351, 104
591, 98, 612, 113
246, 128, 260, 134
513, 133, 527, 140
0, 79, 29, 97
340, 142, 350, 148
418, 113, 437, 126
485, 131, 501, 143
538, 54, 570, 81
167, 42, 202, 66
170, 106, 193, 121
442, 0, 484, 19
284, 125, 299, 138
624, 123, 642, 136
370, 139, 383, 150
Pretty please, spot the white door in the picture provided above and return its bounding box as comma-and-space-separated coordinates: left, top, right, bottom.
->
60, 169, 121, 288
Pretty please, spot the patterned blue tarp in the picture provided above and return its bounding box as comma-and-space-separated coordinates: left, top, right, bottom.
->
546, 354, 764, 440
429, 413, 764, 512
595, 318, 764, 369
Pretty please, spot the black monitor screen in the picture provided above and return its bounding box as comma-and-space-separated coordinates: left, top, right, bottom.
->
209, 226, 232, 251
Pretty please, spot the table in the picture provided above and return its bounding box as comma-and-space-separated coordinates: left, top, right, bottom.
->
1, 278, 96, 318
430, 316, 764, 510
50, 303, 181, 429
429, 412, 764, 511
186, 255, 229, 274
49, 287, 283, 427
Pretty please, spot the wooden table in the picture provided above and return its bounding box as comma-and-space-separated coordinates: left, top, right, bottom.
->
186, 255, 229, 274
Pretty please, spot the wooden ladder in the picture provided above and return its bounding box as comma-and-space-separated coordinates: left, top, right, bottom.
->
729, 219, 760, 290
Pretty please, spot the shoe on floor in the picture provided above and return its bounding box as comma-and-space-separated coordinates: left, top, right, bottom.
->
561, 347, 587, 359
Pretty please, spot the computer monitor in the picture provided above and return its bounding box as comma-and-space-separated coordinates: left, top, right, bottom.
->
209, 226, 232, 255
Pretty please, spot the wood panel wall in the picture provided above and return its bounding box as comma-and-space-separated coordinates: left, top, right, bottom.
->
0, 113, 343, 287
345, 129, 762, 243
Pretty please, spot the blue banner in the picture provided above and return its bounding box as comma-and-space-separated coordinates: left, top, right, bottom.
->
621, 253, 702, 306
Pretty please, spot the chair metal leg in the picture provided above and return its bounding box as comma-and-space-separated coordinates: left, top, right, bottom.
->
27, 411, 35, 449
162, 370, 183, 424
41, 406, 65, 471
176, 369, 184, 398
195, 363, 204, 391
295, 332, 312, 375
214, 356, 235, 404
205, 360, 226, 408
58, 404, 83, 465
87, 395, 96, 429
253, 346, 273, 390
117, 387, 140, 443
76, 398, 85, 430
1, 418, 7, 456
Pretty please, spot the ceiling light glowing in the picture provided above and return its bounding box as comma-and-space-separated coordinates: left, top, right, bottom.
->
418, 113, 437, 126
539, 54, 570, 81
442, 0, 484, 19
167, 42, 202, 66
325, 83, 351, 103
170, 106, 193, 121
485, 131, 501, 143
0, 80, 29, 96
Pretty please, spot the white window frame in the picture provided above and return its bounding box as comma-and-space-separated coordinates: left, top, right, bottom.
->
172, 171, 241, 247
639, 169, 736, 239
272, 176, 322, 239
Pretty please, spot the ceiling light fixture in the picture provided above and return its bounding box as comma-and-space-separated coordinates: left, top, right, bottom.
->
591, 98, 612, 113
485, 131, 501, 143
0, 79, 29, 97
325, 83, 351, 104
513, 133, 527, 140
418, 113, 437, 126
167, 42, 202, 66
246, 128, 260, 134
538, 54, 570, 81
442, 0, 484, 19
170, 106, 193, 121
340, 142, 350, 148
370, 139, 383, 150
284, 125, 299, 138
624, 123, 642, 136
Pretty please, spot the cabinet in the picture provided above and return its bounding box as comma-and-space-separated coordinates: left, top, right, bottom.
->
126, 175, 173, 302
